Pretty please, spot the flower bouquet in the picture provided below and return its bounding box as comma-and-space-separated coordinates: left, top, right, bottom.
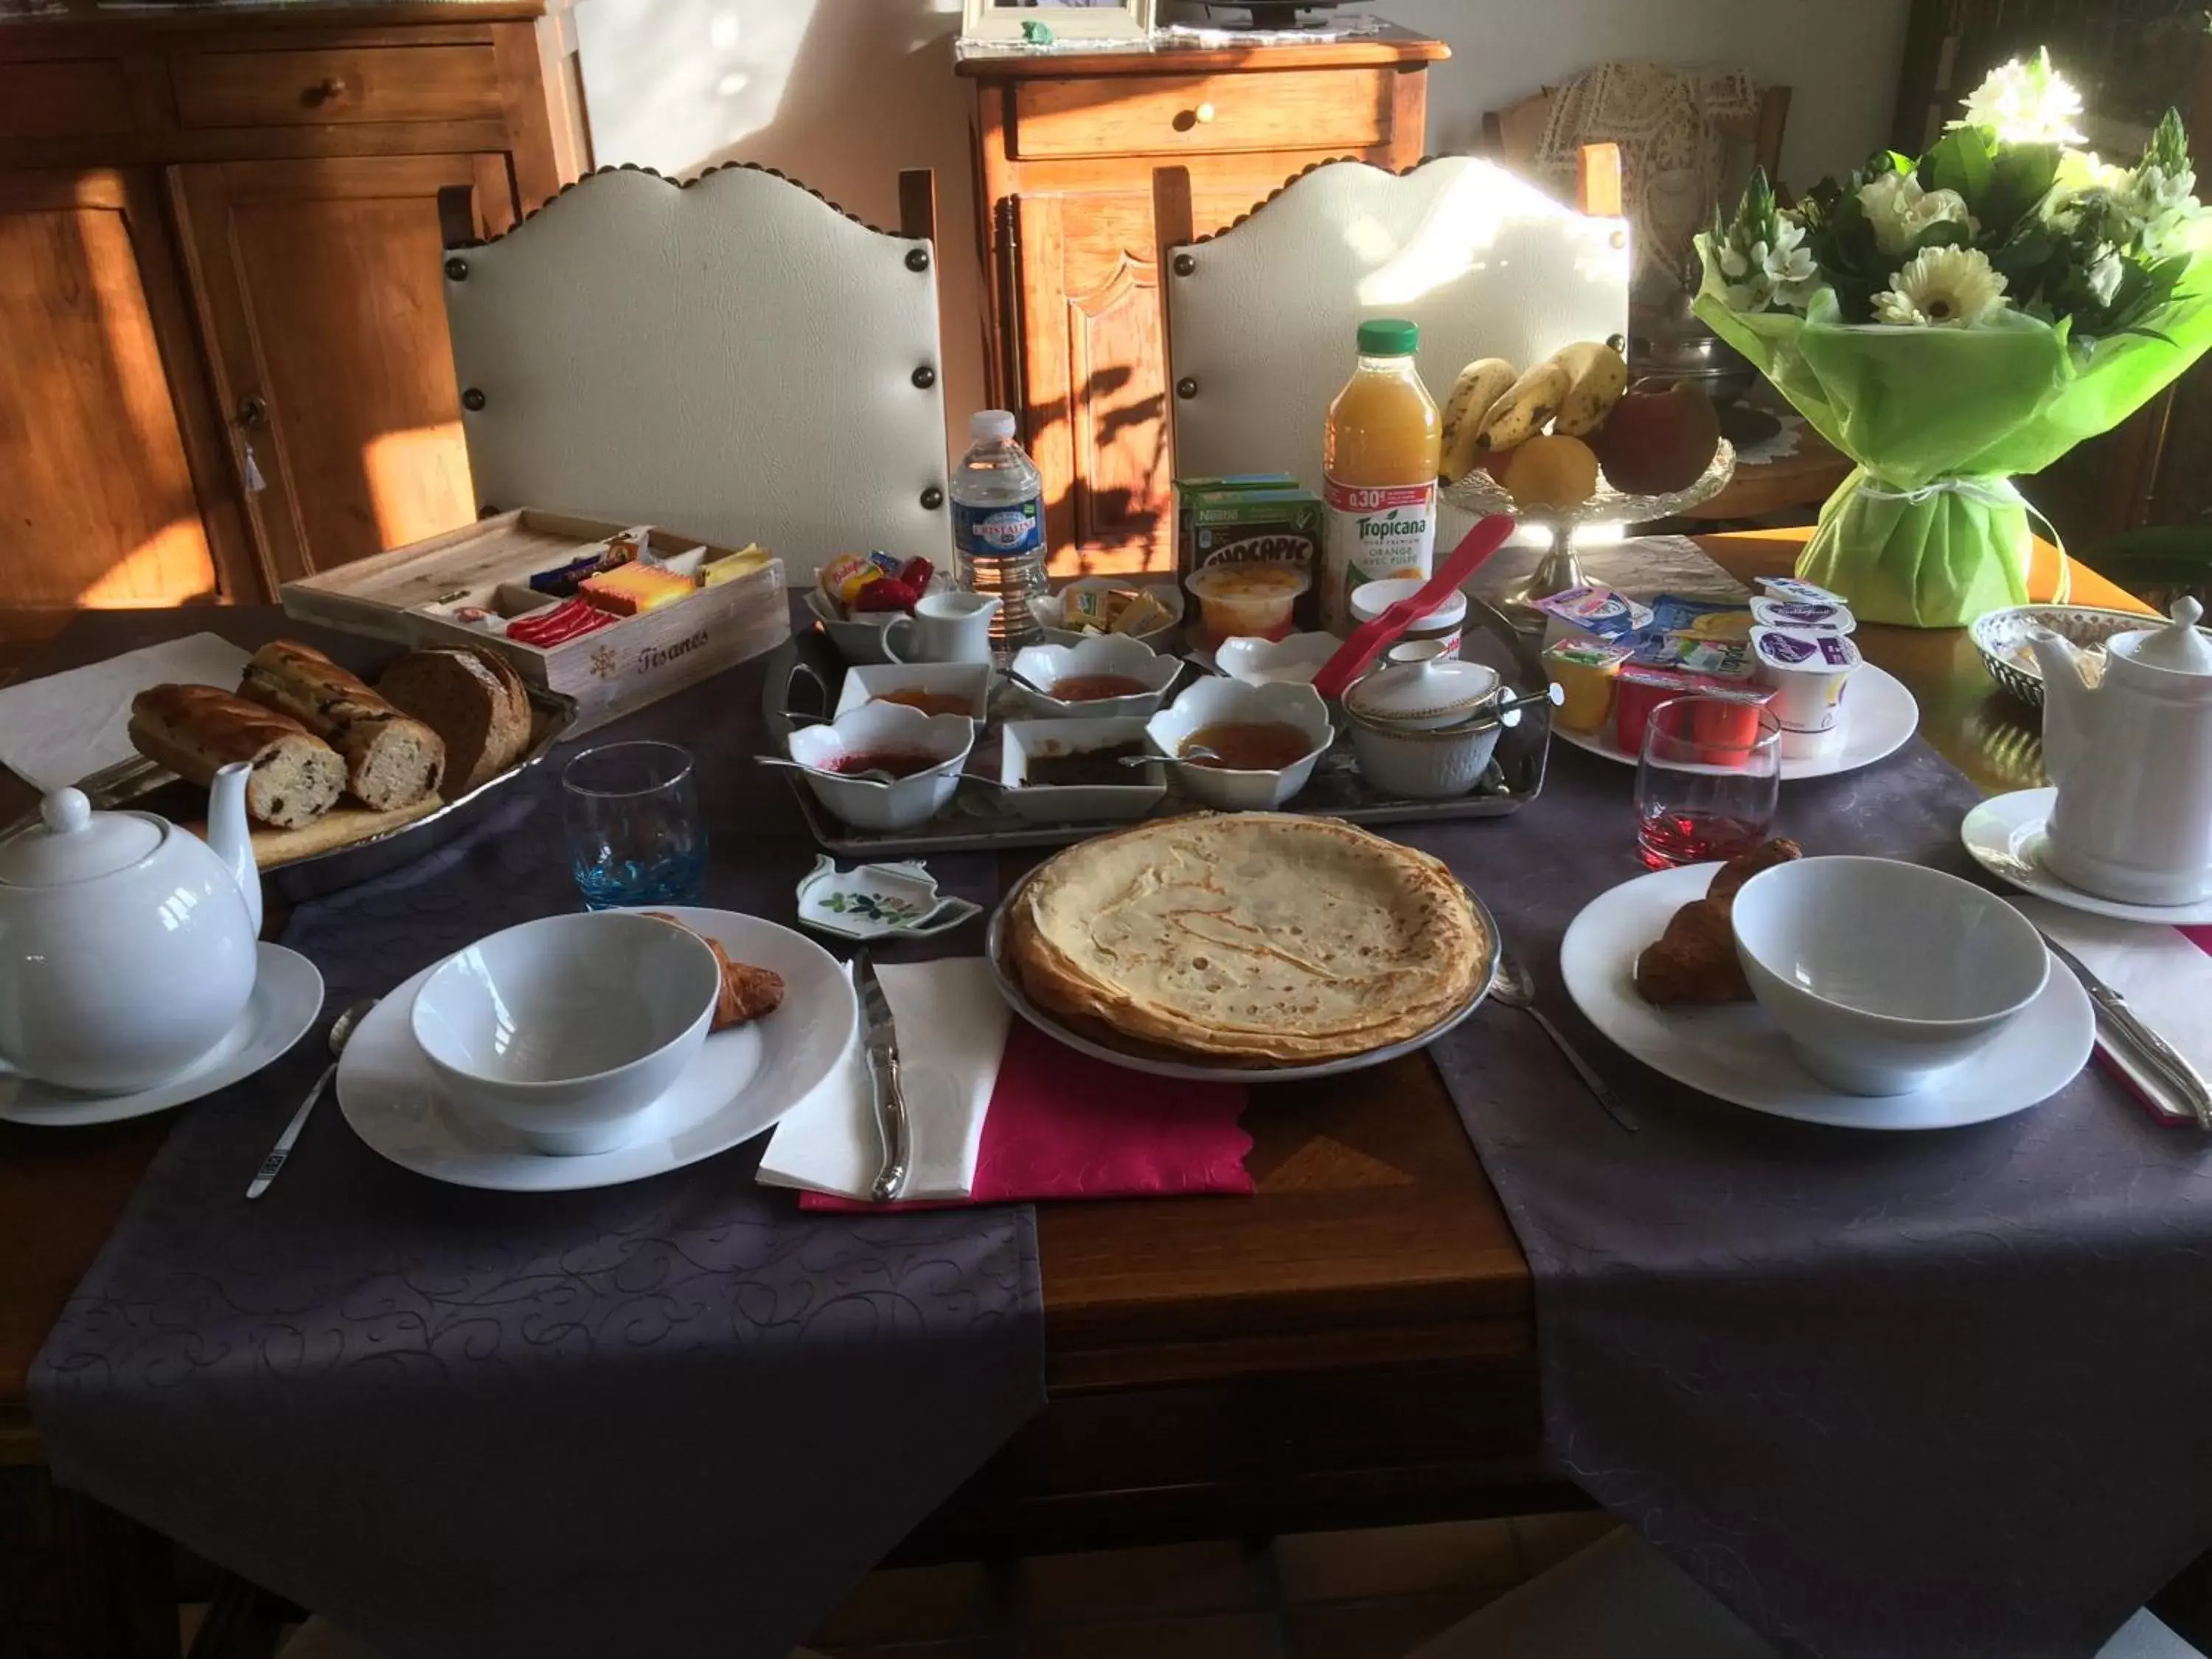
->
1695, 51, 2212, 626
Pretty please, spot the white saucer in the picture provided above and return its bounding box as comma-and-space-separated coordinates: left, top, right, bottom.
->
1553, 661, 1919, 780
338, 908, 855, 1192
0, 943, 324, 1127
1558, 862, 2094, 1130
1962, 787, 2212, 925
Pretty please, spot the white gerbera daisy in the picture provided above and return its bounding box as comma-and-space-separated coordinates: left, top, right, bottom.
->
2086, 248, 2125, 307
1871, 246, 2011, 327
1950, 51, 2086, 147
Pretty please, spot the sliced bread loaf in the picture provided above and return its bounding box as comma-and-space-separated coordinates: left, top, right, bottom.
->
238, 640, 445, 812
129, 685, 346, 829
375, 647, 534, 797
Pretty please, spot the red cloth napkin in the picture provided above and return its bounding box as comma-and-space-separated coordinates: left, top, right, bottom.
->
799, 1020, 1253, 1211
2185, 926, 2212, 958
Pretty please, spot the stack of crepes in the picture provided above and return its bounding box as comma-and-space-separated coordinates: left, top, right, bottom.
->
1007, 815, 1491, 1065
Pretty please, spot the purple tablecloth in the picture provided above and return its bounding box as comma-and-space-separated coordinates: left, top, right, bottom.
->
1414, 740, 2212, 1659
30, 651, 1044, 1659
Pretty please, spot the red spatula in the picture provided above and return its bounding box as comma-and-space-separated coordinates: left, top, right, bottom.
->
1310, 515, 1517, 701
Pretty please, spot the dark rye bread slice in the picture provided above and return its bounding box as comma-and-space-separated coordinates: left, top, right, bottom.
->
128, 684, 345, 830
238, 640, 445, 812
374, 646, 532, 797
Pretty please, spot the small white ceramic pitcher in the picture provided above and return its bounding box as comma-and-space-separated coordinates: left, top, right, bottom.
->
886, 592, 1001, 664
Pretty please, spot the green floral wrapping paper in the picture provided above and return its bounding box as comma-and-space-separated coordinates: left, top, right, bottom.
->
1694, 256, 2212, 625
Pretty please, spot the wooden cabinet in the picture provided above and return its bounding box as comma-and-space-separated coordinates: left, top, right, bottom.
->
0, 1, 588, 646
962, 29, 1444, 576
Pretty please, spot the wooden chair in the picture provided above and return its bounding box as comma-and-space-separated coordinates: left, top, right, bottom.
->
435, 165, 950, 580
1152, 155, 1630, 540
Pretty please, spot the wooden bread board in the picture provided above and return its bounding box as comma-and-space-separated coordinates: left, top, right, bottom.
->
279, 509, 790, 734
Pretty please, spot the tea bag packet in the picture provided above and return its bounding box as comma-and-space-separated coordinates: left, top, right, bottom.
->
527, 527, 651, 599
641, 543, 711, 580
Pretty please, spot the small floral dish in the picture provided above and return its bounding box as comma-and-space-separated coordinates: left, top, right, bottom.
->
1970, 604, 2153, 707
1034, 580, 1186, 647
783, 703, 974, 832
832, 661, 995, 722
805, 577, 950, 666
793, 855, 982, 940
1000, 716, 1166, 823
1214, 632, 1342, 688
1009, 634, 1181, 720
1145, 678, 1334, 811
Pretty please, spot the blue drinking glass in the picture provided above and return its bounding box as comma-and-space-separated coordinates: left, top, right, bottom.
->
562, 740, 707, 909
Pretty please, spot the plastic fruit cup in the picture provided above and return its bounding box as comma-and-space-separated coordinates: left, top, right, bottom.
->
1185, 563, 1311, 648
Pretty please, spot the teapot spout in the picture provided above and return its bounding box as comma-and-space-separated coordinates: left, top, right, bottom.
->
2028, 628, 2095, 786
206, 761, 262, 936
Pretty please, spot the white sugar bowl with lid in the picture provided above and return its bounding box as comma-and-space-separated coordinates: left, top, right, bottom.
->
1343, 646, 1506, 799
0, 764, 262, 1093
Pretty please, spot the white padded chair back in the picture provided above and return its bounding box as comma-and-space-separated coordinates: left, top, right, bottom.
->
445, 164, 950, 581
1164, 157, 1630, 539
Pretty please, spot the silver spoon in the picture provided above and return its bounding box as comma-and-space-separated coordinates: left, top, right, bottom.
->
1119, 745, 1225, 768
1489, 956, 1638, 1133
247, 998, 375, 1198
1009, 667, 1059, 698
752, 754, 899, 786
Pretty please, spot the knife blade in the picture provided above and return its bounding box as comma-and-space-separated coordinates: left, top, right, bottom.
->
2039, 931, 2212, 1132
852, 950, 911, 1201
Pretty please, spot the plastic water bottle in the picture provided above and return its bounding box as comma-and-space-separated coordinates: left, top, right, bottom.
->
950, 410, 1047, 655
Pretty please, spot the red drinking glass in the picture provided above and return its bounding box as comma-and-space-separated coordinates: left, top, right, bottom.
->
1634, 695, 1782, 870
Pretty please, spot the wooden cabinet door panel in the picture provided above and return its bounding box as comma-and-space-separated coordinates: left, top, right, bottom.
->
1016, 180, 1314, 576
173, 153, 512, 582
0, 169, 237, 610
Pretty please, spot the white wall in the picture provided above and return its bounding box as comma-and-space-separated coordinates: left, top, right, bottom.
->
574, 0, 1912, 461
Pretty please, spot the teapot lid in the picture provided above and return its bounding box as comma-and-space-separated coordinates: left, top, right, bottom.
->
2116, 598, 2212, 676
0, 789, 164, 888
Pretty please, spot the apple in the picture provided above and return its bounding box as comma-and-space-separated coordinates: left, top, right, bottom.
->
1589, 379, 1722, 495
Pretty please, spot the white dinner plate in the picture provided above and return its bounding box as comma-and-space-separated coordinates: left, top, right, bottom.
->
1962, 787, 2212, 925
1552, 661, 1919, 780
1558, 862, 2094, 1130
0, 943, 324, 1127
338, 908, 855, 1191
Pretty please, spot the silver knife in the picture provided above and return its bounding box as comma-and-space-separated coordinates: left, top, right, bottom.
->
2040, 931, 2212, 1132
852, 950, 911, 1202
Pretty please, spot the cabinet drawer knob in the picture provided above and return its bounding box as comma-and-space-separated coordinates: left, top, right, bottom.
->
1194, 102, 1217, 123
307, 76, 349, 105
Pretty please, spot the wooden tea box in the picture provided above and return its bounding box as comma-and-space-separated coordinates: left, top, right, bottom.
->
281, 511, 789, 734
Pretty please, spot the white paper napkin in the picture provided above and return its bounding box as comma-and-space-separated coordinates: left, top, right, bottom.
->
0, 633, 253, 793
2008, 897, 2212, 1124
757, 957, 1012, 1201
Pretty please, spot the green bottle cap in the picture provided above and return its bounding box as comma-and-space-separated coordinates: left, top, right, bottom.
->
1356, 319, 1419, 356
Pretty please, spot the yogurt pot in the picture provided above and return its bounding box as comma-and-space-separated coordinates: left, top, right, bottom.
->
1750, 596, 1857, 636
1348, 578, 1467, 659
1760, 576, 1846, 607
1186, 561, 1312, 647
1752, 625, 1863, 757
1543, 639, 1633, 734
1534, 585, 1654, 650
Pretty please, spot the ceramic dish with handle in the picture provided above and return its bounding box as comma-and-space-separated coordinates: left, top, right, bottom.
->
1969, 603, 2172, 707
804, 578, 950, 666
1145, 677, 1333, 810
1731, 855, 2051, 1096
1341, 649, 1507, 799
1214, 632, 1343, 687
784, 702, 975, 832
1033, 579, 1186, 647
999, 716, 1166, 824
410, 911, 723, 1156
1009, 634, 1181, 720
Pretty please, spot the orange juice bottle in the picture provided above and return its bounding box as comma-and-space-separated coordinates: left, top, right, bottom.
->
1322, 319, 1441, 632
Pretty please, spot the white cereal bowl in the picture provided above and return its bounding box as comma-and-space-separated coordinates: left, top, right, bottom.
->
1001, 716, 1166, 822
1731, 855, 2050, 1097
1009, 634, 1181, 720
1034, 579, 1186, 647
1214, 632, 1341, 687
1145, 678, 1333, 810
785, 703, 975, 832
411, 911, 723, 1155
832, 661, 994, 722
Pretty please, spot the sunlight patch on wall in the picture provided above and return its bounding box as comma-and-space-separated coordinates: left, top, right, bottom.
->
363, 422, 475, 550
574, 0, 818, 175
73, 518, 216, 606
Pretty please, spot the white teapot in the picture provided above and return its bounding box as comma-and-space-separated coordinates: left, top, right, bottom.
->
2032, 597, 2212, 906
0, 762, 262, 1094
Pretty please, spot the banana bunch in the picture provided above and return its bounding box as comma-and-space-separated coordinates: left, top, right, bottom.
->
1437, 340, 1628, 490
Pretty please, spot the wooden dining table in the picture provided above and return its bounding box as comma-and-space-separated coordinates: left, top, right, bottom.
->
0, 528, 2150, 1656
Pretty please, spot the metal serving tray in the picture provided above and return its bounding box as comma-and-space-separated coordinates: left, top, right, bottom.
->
760, 596, 1551, 858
